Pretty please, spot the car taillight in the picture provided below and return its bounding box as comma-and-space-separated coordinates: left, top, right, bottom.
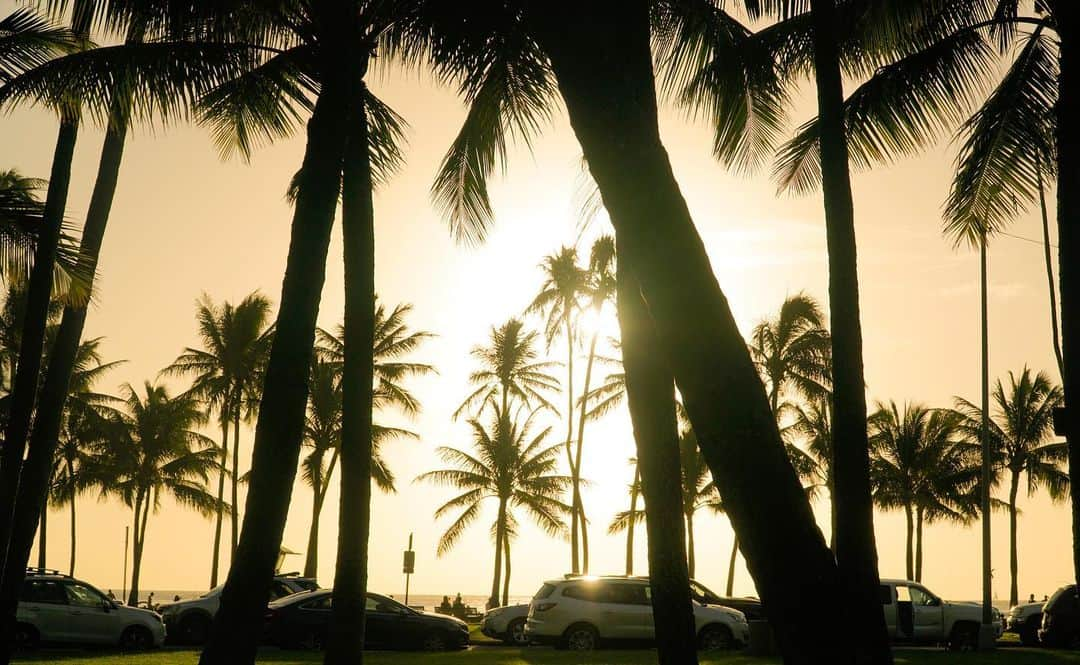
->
535, 602, 557, 612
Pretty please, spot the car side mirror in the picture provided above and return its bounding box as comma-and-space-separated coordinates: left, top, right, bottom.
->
102, 599, 113, 612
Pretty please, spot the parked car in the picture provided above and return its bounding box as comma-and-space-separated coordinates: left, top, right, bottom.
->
879, 578, 1002, 650
263, 589, 469, 650
15, 568, 165, 650
159, 572, 317, 644
1006, 599, 1045, 646
1039, 584, 1079, 648
689, 580, 765, 621
481, 603, 530, 645
524, 575, 750, 651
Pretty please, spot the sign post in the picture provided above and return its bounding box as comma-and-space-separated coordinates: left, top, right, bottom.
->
403, 533, 415, 607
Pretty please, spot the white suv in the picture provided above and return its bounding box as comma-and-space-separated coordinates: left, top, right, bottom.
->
524, 575, 749, 650
880, 578, 1003, 650
15, 569, 165, 649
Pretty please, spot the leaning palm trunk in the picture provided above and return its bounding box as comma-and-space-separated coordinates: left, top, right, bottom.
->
324, 79, 376, 665
1060, 6, 1080, 600
685, 511, 696, 580
563, 315, 579, 575
1009, 470, 1020, 608
533, 3, 850, 661
726, 538, 738, 597
199, 69, 352, 665
304, 465, 323, 578
231, 402, 241, 559
979, 233, 993, 628
904, 505, 914, 581
1037, 158, 1064, 377
625, 464, 639, 575
573, 330, 600, 574
808, 1, 890, 661
68, 487, 76, 576
489, 501, 506, 609
0, 102, 126, 665
36, 499, 46, 569
915, 508, 924, 584
211, 415, 230, 587
616, 239, 697, 665
0, 116, 79, 594
501, 535, 510, 607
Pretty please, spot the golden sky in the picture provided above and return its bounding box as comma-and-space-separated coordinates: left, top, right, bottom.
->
2, 6, 1071, 605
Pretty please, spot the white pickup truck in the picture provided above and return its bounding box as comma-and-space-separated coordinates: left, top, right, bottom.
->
880, 579, 1002, 650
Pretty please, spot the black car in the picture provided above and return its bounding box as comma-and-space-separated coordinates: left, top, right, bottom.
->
690, 580, 765, 621
263, 590, 469, 651
1040, 584, 1079, 648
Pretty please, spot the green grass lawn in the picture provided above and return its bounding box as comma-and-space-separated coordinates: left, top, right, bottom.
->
12, 646, 1080, 665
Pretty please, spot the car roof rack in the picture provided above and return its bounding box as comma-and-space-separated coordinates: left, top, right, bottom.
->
25, 567, 68, 577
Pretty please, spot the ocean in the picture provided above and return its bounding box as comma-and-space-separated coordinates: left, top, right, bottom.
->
138, 590, 531, 612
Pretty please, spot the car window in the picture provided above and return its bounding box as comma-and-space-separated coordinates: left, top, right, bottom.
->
603, 583, 649, 606
294, 579, 318, 591
897, 586, 912, 603
690, 581, 720, 605
302, 595, 332, 611
367, 594, 407, 613
21, 580, 67, 605
534, 584, 555, 600
909, 587, 937, 607
65, 583, 105, 608
880, 585, 894, 605
269, 582, 293, 600
562, 583, 599, 602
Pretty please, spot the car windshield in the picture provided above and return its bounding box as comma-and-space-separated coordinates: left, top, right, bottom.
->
368, 594, 410, 614
690, 581, 722, 605
534, 584, 555, 600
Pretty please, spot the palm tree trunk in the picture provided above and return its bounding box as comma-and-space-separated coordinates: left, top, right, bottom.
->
489, 501, 506, 610
915, 508, 924, 584
574, 331, 600, 573
536, 4, 850, 661
1058, 6, 1080, 598
68, 486, 76, 577
231, 399, 241, 560
726, 538, 738, 597
615, 239, 697, 665
324, 79, 377, 665
304, 464, 322, 579
564, 315, 579, 575
36, 496, 46, 570
625, 464, 639, 575
1037, 157, 1064, 378
0, 102, 126, 664
904, 505, 914, 581
211, 414, 230, 587
979, 232, 994, 627
0, 116, 79, 589
1009, 470, 1020, 608
685, 512, 695, 580
501, 534, 510, 607
198, 61, 353, 665
809, 1, 890, 661
128, 495, 144, 607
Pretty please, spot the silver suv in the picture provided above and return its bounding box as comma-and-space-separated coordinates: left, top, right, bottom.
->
16, 568, 165, 650
524, 575, 749, 650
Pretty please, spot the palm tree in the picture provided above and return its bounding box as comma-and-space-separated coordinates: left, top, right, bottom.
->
955, 368, 1069, 606
527, 246, 589, 573
418, 405, 570, 609
607, 459, 644, 575
418, 3, 852, 657
678, 429, 719, 580
869, 401, 980, 583
163, 292, 272, 586
0, 169, 85, 291
750, 293, 832, 413
91, 382, 219, 606
455, 318, 559, 419
783, 397, 836, 544
44, 336, 122, 576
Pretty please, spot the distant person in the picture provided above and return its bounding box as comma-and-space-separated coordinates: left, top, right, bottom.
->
452, 593, 465, 619
1045, 595, 1050, 602
173, 594, 181, 602
437, 595, 452, 614
107, 589, 115, 600
1030, 594, 1037, 603
147, 592, 154, 609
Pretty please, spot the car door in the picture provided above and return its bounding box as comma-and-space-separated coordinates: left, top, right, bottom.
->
294, 594, 332, 646
908, 586, 945, 642
880, 584, 898, 639
63, 582, 119, 644
363, 594, 398, 649
19, 579, 71, 642
597, 582, 651, 640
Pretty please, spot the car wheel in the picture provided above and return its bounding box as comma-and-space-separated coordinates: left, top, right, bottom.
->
504, 618, 529, 646
1018, 626, 1039, 647
120, 625, 154, 651
179, 612, 211, 644
698, 624, 734, 651
948, 623, 979, 652
422, 631, 447, 651
563, 624, 599, 651
13, 623, 38, 650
